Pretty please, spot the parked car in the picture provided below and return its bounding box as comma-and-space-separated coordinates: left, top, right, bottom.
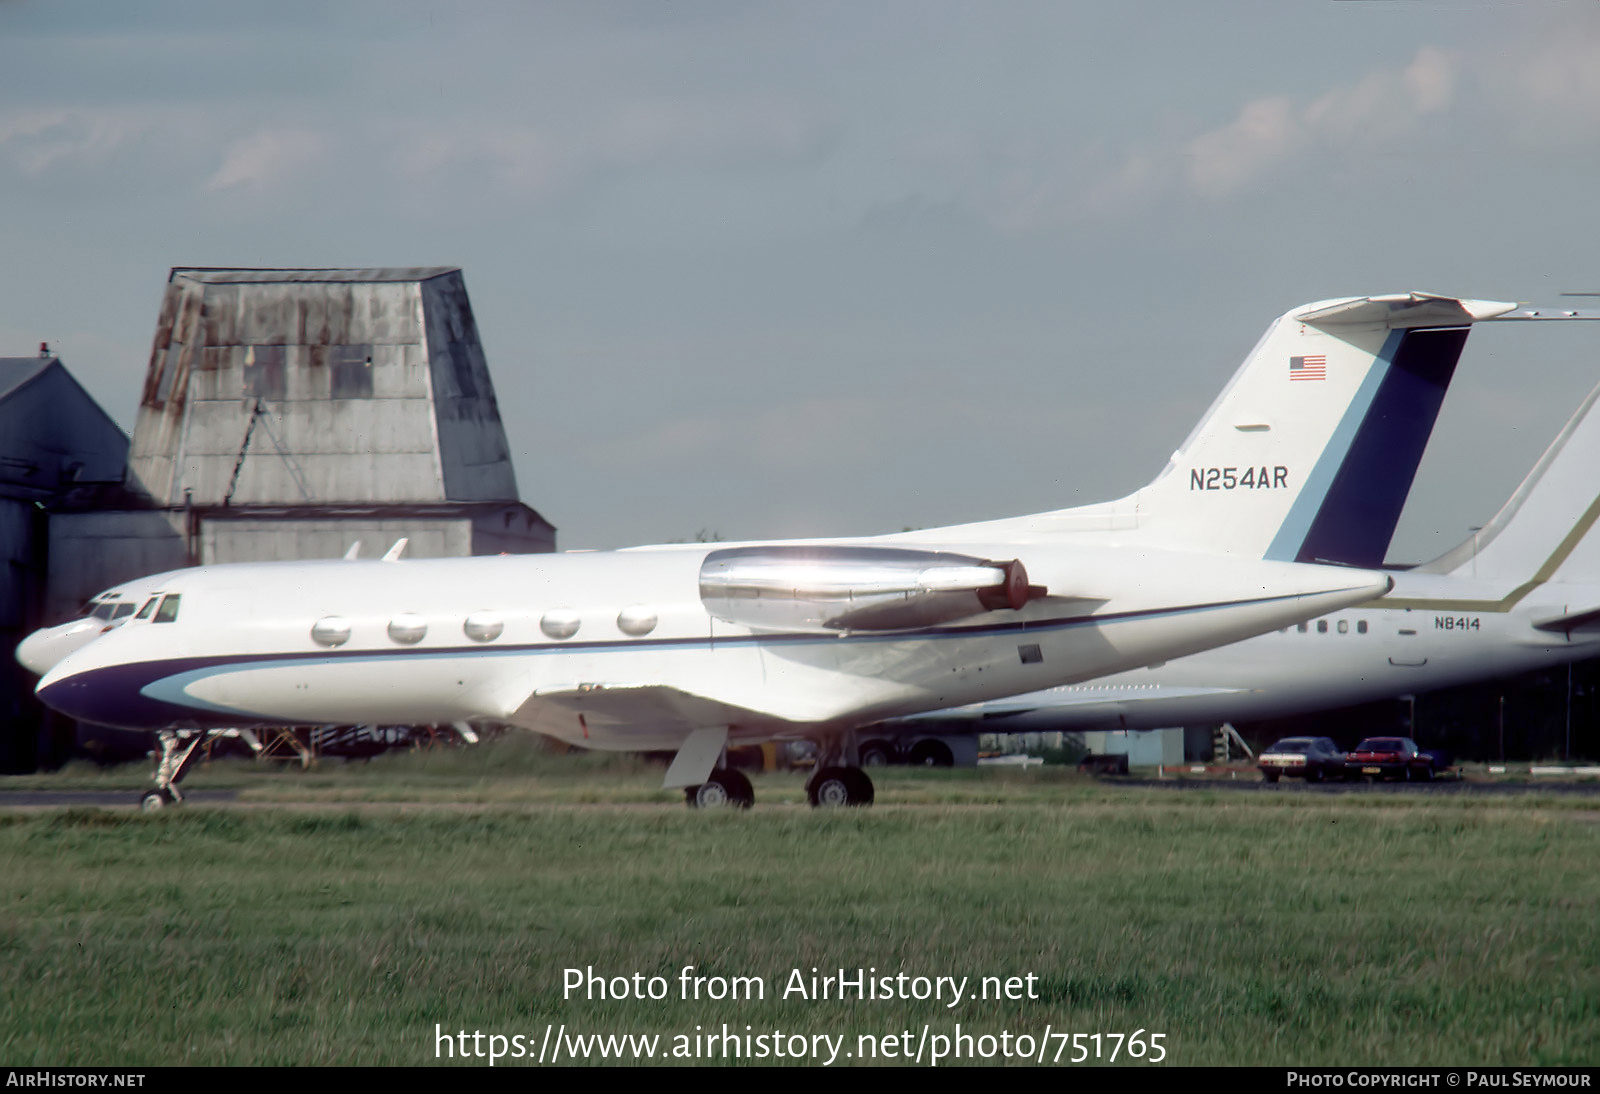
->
1257, 736, 1347, 782
1347, 736, 1443, 781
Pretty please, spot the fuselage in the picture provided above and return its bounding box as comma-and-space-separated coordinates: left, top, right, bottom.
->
901, 570, 1600, 731
31, 538, 1389, 750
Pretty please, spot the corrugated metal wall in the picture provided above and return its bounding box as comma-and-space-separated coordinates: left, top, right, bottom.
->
128, 268, 520, 507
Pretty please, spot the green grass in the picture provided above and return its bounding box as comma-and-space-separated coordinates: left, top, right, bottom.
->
1, 762, 1596, 1066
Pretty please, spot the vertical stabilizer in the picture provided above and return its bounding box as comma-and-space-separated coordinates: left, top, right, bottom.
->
1418, 380, 1600, 585
1124, 293, 1505, 562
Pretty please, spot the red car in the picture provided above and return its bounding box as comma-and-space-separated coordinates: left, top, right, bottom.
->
1347, 737, 1439, 781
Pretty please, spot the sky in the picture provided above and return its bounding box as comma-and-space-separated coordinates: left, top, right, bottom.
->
2, 1, 1599, 559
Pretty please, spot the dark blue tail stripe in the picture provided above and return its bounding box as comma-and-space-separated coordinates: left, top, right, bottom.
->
1295, 326, 1471, 568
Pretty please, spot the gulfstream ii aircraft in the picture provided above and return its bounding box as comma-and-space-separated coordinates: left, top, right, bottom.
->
21, 293, 1563, 808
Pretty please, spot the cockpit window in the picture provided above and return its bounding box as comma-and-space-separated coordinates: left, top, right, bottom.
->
152, 595, 182, 624
134, 596, 161, 620
91, 602, 117, 621
112, 603, 136, 620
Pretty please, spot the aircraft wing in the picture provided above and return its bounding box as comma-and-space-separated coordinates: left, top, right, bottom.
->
507, 683, 787, 743
900, 684, 1253, 721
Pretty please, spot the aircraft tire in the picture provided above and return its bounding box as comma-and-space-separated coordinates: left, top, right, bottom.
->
807, 766, 872, 808
140, 789, 175, 812
860, 741, 893, 767
908, 740, 954, 767
720, 769, 754, 808
686, 769, 754, 810
844, 767, 875, 806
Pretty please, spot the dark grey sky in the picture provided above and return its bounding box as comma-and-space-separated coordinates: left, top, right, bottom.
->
3, 2, 1598, 559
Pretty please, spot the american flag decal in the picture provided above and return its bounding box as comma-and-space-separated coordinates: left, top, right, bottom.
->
1289, 355, 1326, 381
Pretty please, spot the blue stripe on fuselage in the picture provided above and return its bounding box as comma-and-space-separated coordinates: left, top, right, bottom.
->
38, 587, 1368, 728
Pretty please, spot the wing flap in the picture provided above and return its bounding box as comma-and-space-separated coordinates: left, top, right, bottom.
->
507, 682, 781, 739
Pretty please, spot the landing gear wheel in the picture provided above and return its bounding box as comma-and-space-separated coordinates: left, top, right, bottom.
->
685, 768, 754, 809
140, 788, 176, 812
806, 766, 874, 808
860, 742, 893, 767
907, 740, 954, 767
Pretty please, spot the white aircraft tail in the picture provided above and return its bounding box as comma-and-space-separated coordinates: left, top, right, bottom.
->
1419, 378, 1600, 586
1121, 293, 1520, 564
896, 294, 1598, 565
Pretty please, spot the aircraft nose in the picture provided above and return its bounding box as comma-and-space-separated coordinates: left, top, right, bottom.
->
15, 622, 105, 677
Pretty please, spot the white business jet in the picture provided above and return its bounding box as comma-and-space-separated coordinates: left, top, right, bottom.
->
25, 292, 1549, 809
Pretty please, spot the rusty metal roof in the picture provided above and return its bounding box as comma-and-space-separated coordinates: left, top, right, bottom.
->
169, 267, 462, 285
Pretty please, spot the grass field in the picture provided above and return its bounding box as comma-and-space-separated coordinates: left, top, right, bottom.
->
1, 746, 1596, 1067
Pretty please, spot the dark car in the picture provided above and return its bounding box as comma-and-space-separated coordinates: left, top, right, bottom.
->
1258, 736, 1346, 782
1347, 736, 1439, 781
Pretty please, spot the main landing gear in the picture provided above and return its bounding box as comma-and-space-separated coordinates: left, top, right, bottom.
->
805, 766, 874, 807
803, 731, 874, 807
684, 768, 754, 809
675, 730, 875, 810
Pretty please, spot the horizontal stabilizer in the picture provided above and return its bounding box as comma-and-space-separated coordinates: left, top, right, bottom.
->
1295, 293, 1517, 329
1532, 606, 1600, 635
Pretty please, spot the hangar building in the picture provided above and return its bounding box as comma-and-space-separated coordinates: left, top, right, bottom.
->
0, 350, 132, 770
46, 266, 555, 622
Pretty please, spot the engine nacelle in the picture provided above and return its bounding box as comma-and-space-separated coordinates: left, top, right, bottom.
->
699, 546, 1042, 633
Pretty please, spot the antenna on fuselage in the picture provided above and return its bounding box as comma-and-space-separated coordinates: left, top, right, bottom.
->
343, 541, 362, 561
381, 538, 409, 562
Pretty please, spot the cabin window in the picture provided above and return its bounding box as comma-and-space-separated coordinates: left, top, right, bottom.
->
617, 605, 658, 637
1316, 620, 1328, 634
1296, 622, 1307, 633
1357, 620, 1368, 634
540, 610, 581, 640
463, 612, 504, 643
387, 614, 427, 644
311, 617, 352, 647
152, 595, 182, 624
1337, 619, 1348, 635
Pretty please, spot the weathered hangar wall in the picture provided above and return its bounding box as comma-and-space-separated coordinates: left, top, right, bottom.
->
128, 268, 521, 508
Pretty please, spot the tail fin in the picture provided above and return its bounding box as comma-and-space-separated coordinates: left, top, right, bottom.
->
1126, 293, 1515, 562
1418, 379, 1600, 585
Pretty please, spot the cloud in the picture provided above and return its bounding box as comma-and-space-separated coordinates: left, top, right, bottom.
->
1184, 46, 1459, 198
390, 97, 836, 204
0, 108, 141, 175
205, 129, 327, 192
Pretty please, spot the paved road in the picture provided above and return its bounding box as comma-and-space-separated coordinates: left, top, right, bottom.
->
0, 788, 240, 808
2, 780, 1598, 809
1120, 777, 1600, 796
